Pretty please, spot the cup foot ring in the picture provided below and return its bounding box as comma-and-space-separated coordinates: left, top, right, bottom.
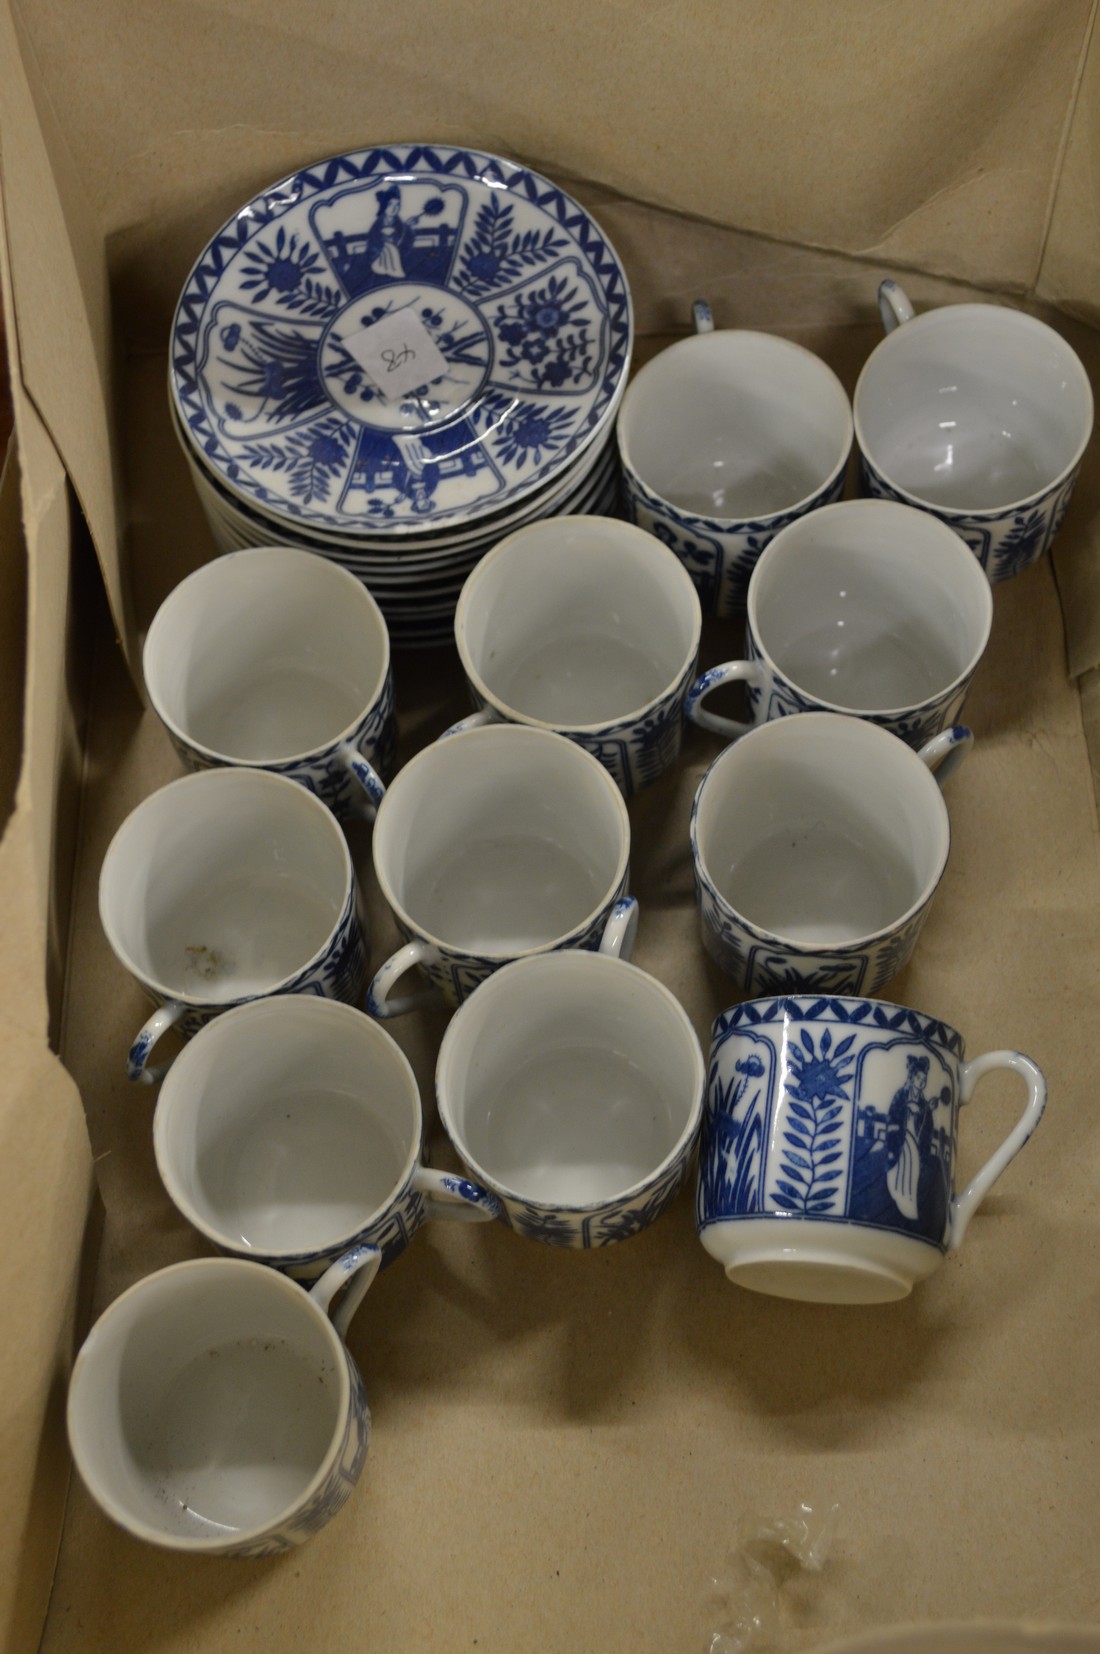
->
724, 1250, 913, 1305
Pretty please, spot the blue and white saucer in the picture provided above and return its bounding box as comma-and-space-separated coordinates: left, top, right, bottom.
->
171, 144, 633, 538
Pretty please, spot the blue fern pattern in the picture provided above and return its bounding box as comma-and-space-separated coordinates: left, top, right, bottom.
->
773, 1028, 854, 1215
454, 194, 570, 297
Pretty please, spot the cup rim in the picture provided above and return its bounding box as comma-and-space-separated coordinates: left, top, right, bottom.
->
453, 516, 703, 734
371, 724, 631, 962
152, 996, 422, 1263
616, 328, 854, 529
743, 499, 994, 718
98, 768, 355, 1008
435, 950, 706, 1212
709, 993, 966, 1056
143, 545, 392, 768
689, 712, 952, 953
852, 303, 1095, 518
66, 1257, 354, 1553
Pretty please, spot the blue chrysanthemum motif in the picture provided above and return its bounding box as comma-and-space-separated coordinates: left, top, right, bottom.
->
170, 145, 632, 532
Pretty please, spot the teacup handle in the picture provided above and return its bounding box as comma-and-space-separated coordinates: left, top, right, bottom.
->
684, 661, 766, 742
878, 278, 916, 334
916, 724, 972, 786
413, 1166, 502, 1223
337, 743, 387, 822
442, 707, 499, 737
599, 895, 639, 960
692, 299, 714, 335
127, 1001, 184, 1085
949, 1050, 1047, 1250
310, 1243, 382, 1339
367, 939, 445, 1019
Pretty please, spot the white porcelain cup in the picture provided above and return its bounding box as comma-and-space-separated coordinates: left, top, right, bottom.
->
100, 768, 367, 1082
143, 546, 395, 817
855, 279, 1094, 581
368, 724, 633, 1015
67, 1249, 378, 1555
450, 516, 701, 794
698, 994, 1046, 1304
152, 995, 500, 1278
436, 948, 705, 1247
685, 499, 993, 750
617, 300, 853, 616
690, 712, 971, 997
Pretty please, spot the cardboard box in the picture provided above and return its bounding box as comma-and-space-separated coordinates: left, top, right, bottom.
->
2, 2, 1099, 1648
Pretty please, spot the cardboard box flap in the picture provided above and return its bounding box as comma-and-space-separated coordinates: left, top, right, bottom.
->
0, 0, 135, 674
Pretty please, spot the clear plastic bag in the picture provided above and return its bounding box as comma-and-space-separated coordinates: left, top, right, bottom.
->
703, 1501, 841, 1653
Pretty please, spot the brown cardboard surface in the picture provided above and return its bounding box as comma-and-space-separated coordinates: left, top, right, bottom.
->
12, 0, 1097, 333
1, 1, 1100, 1649
40, 544, 1100, 1650
0, 413, 96, 1646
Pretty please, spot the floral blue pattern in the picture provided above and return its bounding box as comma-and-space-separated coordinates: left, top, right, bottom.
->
167, 666, 397, 819
126, 885, 369, 1079
382, 872, 632, 1009
171, 146, 632, 533
859, 455, 1080, 583
459, 651, 698, 796
223, 1347, 371, 1557
689, 786, 932, 998
697, 996, 968, 1253
741, 629, 972, 751
620, 463, 847, 617
498, 1150, 694, 1249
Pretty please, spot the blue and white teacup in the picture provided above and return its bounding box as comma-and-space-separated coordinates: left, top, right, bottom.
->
855, 280, 1094, 582
685, 499, 992, 751
100, 768, 369, 1082
697, 994, 1047, 1303
152, 995, 500, 1280
690, 711, 971, 998
368, 724, 633, 1016
450, 516, 701, 795
616, 301, 852, 617
436, 946, 705, 1248
67, 1248, 379, 1555
143, 545, 395, 818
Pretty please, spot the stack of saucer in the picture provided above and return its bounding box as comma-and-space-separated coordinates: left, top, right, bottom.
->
169, 144, 633, 647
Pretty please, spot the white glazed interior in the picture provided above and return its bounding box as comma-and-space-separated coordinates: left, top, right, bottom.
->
854, 304, 1094, 512
455, 517, 701, 727
66, 1260, 348, 1550
617, 330, 852, 519
749, 500, 993, 711
372, 725, 630, 954
99, 769, 351, 1002
437, 952, 704, 1207
694, 713, 949, 944
154, 997, 419, 1257
143, 546, 390, 763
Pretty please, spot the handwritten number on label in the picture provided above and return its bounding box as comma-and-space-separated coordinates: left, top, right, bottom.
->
382, 345, 415, 373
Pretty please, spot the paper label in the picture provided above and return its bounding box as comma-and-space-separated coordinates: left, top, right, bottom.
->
337, 309, 450, 400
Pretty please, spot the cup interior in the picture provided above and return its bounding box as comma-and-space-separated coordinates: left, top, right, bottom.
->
750, 502, 992, 711
694, 715, 948, 944
618, 331, 851, 520
155, 997, 419, 1258
143, 547, 389, 762
99, 770, 350, 1002
67, 1262, 346, 1547
373, 726, 629, 955
855, 306, 1093, 511
457, 518, 700, 726
438, 952, 703, 1207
